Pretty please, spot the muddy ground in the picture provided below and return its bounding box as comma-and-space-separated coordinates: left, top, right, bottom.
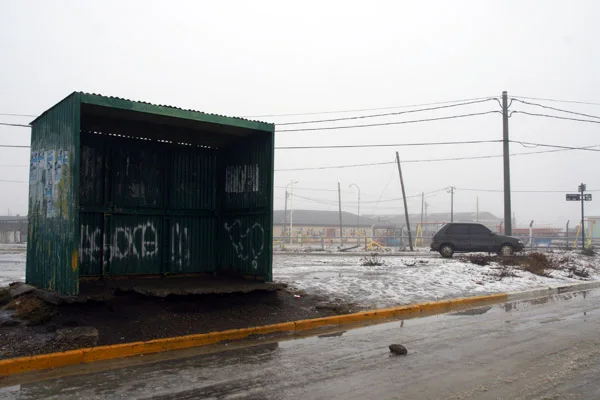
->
0, 286, 357, 360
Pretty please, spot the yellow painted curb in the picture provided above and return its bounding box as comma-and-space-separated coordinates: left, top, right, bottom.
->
0, 293, 508, 377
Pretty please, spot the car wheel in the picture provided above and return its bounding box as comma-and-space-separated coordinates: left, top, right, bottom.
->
499, 244, 514, 257
439, 244, 454, 258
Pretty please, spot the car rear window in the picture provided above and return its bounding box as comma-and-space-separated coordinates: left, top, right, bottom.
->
445, 224, 469, 235
469, 224, 491, 235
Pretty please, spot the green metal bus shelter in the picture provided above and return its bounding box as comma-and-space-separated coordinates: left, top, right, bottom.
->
26, 92, 275, 296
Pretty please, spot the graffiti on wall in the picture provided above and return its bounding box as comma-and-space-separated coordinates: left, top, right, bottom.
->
224, 220, 264, 269
171, 222, 190, 269
112, 222, 159, 261
80, 225, 102, 265
79, 221, 160, 266
225, 164, 259, 193
29, 149, 70, 218
80, 221, 196, 270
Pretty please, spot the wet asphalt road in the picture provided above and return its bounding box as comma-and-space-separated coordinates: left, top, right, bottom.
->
2, 289, 600, 399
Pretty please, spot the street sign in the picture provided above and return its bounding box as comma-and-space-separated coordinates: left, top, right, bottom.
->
566, 194, 581, 201
579, 184, 587, 193
585, 194, 592, 201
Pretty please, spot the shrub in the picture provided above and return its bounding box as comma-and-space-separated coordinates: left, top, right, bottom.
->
497, 265, 519, 279
520, 252, 553, 277
466, 254, 492, 266
361, 254, 384, 266
568, 266, 590, 279
582, 247, 596, 257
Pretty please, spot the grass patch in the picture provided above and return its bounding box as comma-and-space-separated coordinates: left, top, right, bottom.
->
6, 295, 54, 326
0, 287, 10, 306
466, 254, 492, 266
495, 252, 556, 277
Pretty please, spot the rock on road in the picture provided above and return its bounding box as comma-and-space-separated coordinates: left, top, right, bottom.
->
2, 289, 600, 399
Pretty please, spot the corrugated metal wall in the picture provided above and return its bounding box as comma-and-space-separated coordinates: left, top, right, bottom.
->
78, 131, 220, 277
219, 136, 274, 281
26, 93, 81, 295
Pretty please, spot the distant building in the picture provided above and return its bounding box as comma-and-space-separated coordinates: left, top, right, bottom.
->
273, 210, 379, 238
0, 215, 27, 244
273, 209, 501, 238
364, 211, 501, 234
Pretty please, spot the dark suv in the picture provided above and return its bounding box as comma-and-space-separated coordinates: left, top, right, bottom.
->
430, 223, 524, 258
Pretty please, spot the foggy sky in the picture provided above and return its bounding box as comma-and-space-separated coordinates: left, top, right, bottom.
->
1, 0, 598, 227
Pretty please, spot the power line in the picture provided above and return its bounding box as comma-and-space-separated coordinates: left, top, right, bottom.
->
512, 141, 600, 152
276, 161, 394, 172
456, 187, 600, 193
274, 142, 600, 172
243, 96, 497, 118
276, 111, 501, 132
511, 95, 600, 107
0, 122, 30, 128
511, 99, 600, 120
511, 110, 600, 125
0, 113, 37, 118
276, 98, 497, 126
1, 139, 505, 151
291, 190, 433, 206
0, 144, 30, 148
275, 139, 502, 150
0, 180, 26, 183
274, 185, 340, 193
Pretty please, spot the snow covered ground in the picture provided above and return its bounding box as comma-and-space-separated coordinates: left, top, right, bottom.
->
1, 247, 598, 309
273, 252, 600, 308
0, 245, 26, 287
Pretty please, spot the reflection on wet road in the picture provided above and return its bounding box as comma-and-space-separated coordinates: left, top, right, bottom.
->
2, 289, 600, 399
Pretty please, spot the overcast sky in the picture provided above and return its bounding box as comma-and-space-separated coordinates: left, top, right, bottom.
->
1, 0, 599, 227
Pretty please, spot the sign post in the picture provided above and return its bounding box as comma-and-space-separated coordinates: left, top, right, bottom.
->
566, 184, 592, 250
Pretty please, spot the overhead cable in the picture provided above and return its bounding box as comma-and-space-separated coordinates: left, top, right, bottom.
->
276, 111, 501, 132
243, 96, 497, 118
276, 98, 497, 125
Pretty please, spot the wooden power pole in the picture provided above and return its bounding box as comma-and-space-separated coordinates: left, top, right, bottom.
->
396, 152, 413, 251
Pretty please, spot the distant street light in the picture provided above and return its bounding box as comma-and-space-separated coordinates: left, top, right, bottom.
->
287, 180, 298, 245
349, 183, 360, 242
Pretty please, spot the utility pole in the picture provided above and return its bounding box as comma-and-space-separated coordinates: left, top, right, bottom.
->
338, 182, 344, 246
396, 152, 413, 251
349, 183, 360, 244
565, 184, 591, 250
287, 180, 298, 245
580, 183, 586, 250
283, 190, 288, 237
447, 186, 455, 222
502, 90, 512, 236
476, 196, 479, 222
420, 192, 425, 227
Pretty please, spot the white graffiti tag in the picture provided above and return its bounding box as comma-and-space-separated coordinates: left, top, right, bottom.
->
80, 225, 102, 264
111, 222, 159, 261
224, 220, 264, 269
171, 222, 190, 270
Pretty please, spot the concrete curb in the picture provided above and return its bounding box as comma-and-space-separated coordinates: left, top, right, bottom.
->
0, 293, 506, 377
507, 280, 600, 302
0, 281, 597, 377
